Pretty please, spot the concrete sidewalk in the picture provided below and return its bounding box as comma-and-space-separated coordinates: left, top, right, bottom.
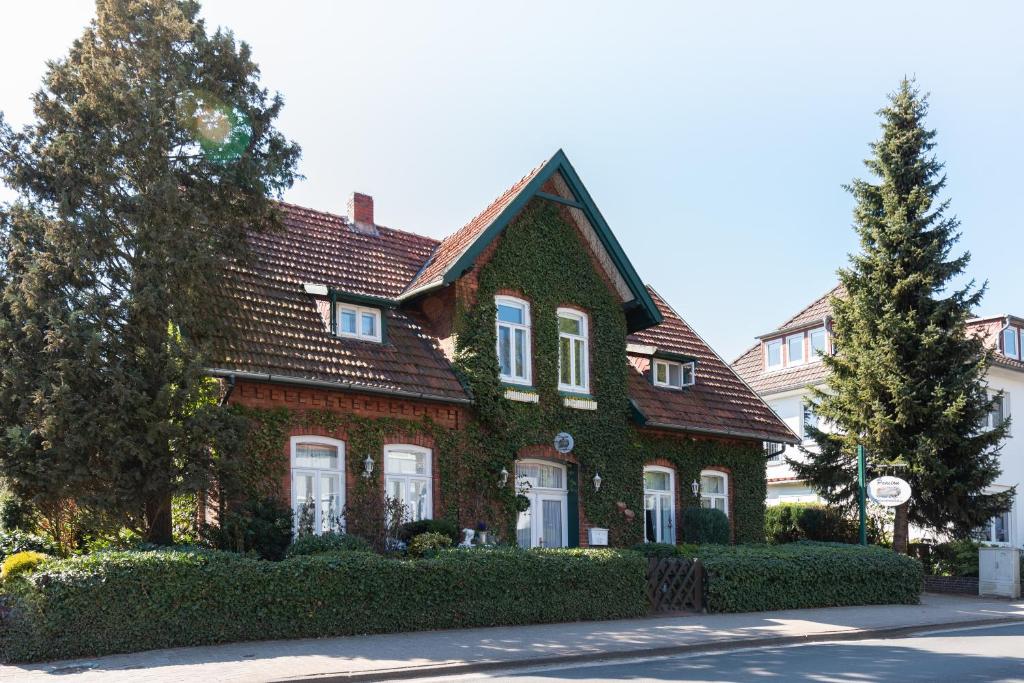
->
4, 593, 1024, 683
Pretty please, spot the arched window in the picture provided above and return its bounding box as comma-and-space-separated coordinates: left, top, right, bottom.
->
290, 436, 345, 535
515, 460, 568, 548
496, 296, 531, 385
700, 470, 729, 517
644, 466, 675, 544
384, 445, 433, 522
557, 308, 589, 393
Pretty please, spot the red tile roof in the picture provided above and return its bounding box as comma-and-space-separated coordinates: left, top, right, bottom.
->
732, 287, 839, 395
212, 203, 469, 403
627, 288, 799, 443
403, 161, 546, 296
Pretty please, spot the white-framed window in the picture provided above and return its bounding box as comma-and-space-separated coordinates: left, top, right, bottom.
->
384, 445, 433, 522
786, 333, 804, 366
1003, 327, 1020, 359
495, 296, 531, 385
516, 460, 568, 548
809, 327, 828, 360
557, 308, 589, 393
985, 393, 1008, 432
765, 339, 783, 370
290, 436, 345, 535
700, 470, 728, 517
643, 466, 676, 544
653, 359, 696, 389
337, 304, 382, 342
764, 441, 785, 464
972, 510, 1010, 545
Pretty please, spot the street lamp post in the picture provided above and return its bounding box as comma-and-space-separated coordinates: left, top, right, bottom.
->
857, 444, 867, 546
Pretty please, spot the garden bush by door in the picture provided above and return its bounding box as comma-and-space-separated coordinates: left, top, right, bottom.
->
516, 460, 569, 548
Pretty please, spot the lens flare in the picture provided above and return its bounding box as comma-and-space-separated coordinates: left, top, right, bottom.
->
179, 91, 252, 164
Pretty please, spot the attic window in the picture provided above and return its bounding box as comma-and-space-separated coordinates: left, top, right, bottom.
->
337, 304, 382, 342
653, 359, 695, 389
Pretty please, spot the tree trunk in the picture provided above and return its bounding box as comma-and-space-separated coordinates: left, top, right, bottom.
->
144, 494, 174, 546
892, 502, 909, 554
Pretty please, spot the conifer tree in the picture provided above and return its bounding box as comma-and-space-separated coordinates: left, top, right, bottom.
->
794, 79, 1012, 553
0, 0, 299, 543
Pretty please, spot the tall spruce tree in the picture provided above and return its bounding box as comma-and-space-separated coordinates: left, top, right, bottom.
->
794, 79, 1012, 552
0, 0, 299, 543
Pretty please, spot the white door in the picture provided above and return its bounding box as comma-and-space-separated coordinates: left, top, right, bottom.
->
515, 461, 568, 548
644, 467, 675, 544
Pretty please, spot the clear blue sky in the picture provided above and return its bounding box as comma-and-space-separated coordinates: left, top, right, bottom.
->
2, 2, 1021, 361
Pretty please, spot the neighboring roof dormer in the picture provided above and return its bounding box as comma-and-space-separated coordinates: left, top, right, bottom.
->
400, 149, 663, 332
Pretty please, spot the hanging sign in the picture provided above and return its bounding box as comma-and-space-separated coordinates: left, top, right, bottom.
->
867, 476, 912, 507
553, 432, 575, 454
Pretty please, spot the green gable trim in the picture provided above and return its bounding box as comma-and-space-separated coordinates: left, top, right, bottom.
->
439, 150, 662, 333
535, 191, 584, 210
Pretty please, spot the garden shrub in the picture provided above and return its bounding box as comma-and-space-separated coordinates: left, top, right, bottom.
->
285, 532, 373, 558
397, 518, 461, 544
681, 508, 730, 545
764, 503, 856, 544
0, 546, 647, 662
201, 497, 293, 561
0, 495, 35, 533
407, 532, 452, 558
1, 551, 49, 582
630, 542, 683, 558
698, 542, 922, 613
0, 530, 59, 564
930, 539, 981, 577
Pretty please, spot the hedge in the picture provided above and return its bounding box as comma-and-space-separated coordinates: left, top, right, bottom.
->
698, 542, 922, 613
0, 547, 647, 662
764, 503, 856, 544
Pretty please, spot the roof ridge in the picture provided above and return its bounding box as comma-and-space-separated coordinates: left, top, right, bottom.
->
273, 199, 441, 247
778, 283, 843, 328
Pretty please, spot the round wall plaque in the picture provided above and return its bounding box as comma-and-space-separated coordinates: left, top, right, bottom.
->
553, 432, 575, 454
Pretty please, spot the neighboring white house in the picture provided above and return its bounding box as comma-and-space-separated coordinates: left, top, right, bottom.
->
732, 287, 1023, 549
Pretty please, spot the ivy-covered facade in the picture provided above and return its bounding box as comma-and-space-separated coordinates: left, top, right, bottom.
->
211, 150, 797, 547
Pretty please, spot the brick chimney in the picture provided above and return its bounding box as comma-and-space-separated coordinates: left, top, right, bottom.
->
347, 192, 378, 235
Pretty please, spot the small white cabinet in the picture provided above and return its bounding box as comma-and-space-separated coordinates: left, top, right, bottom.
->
979, 546, 1021, 598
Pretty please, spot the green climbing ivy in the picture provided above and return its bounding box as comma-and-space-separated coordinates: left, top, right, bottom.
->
232, 198, 767, 547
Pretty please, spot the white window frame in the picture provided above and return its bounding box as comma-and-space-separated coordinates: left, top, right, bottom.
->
383, 444, 433, 522
557, 308, 590, 394
973, 509, 1011, 546
643, 466, 676, 544
495, 295, 532, 386
336, 303, 382, 342
652, 359, 696, 389
290, 435, 346, 535
808, 327, 827, 361
765, 339, 783, 370
515, 460, 569, 549
786, 333, 805, 366
699, 470, 729, 517
986, 392, 1009, 434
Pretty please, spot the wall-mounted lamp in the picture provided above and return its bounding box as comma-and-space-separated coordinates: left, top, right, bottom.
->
498, 467, 509, 488
363, 454, 375, 479
593, 471, 603, 492
691, 479, 700, 498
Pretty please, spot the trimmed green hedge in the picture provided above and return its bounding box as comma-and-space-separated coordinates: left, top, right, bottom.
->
699, 542, 922, 613
0, 547, 646, 662
764, 503, 856, 544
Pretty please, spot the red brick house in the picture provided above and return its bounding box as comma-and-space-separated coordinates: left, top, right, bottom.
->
210, 150, 797, 547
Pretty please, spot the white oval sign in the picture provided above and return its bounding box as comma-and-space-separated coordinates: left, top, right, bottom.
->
867, 476, 912, 507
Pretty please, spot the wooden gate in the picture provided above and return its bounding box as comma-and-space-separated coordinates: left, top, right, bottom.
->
647, 556, 704, 613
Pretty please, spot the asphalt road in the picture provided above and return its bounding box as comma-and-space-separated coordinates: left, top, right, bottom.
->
424, 621, 1024, 683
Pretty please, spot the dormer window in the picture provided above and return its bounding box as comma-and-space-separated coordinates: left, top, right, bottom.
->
496, 296, 531, 385
337, 304, 382, 342
653, 359, 696, 389
1003, 326, 1020, 359
809, 327, 828, 360
786, 333, 804, 365
766, 339, 783, 370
